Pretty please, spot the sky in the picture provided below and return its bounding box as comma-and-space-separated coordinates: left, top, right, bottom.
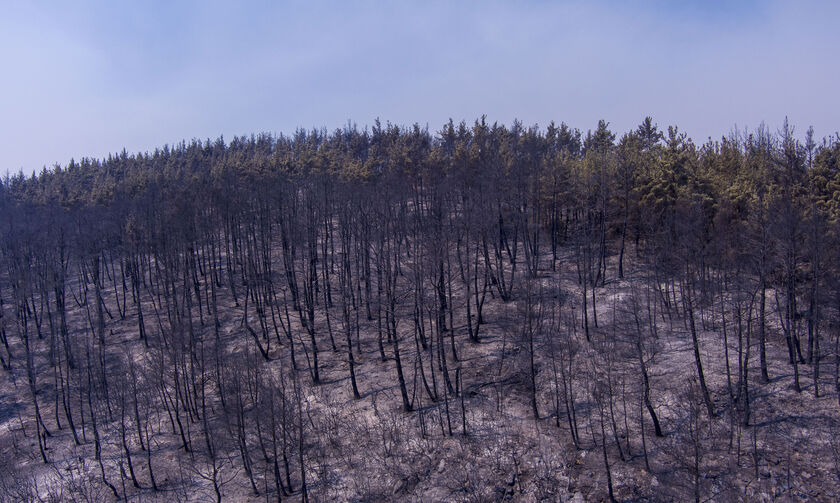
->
1, 0, 839, 176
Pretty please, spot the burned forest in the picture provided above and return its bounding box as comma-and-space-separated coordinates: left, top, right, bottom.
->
2, 117, 840, 501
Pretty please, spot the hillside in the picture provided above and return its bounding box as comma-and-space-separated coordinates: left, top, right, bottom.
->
1, 119, 840, 502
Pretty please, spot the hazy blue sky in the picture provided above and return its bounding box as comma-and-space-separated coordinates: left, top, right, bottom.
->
1, 1, 838, 175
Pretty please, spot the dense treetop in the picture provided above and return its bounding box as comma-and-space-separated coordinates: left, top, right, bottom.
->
3, 118, 840, 279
